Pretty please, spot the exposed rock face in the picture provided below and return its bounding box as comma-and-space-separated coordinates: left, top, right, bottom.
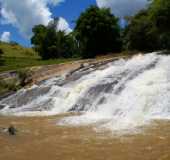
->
0, 55, 128, 101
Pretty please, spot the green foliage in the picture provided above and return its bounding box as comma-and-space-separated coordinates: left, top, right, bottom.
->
123, 10, 160, 51
31, 24, 48, 58
0, 79, 19, 94
31, 7, 122, 59
75, 6, 122, 58
3, 0, 170, 72
149, 0, 170, 49
124, 0, 170, 51
0, 42, 38, 58
149, 0, 170, 32
31, 18, 79, 60
0, 42, 77, 73
17, 69, 31, 86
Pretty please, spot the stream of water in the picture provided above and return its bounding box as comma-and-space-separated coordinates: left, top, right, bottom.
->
0, 53, 170, 159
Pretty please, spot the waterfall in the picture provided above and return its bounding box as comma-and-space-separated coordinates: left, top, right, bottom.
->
1, 53, 170, 131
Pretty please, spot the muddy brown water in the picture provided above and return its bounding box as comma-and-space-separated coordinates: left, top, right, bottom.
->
0, 115, 170, 160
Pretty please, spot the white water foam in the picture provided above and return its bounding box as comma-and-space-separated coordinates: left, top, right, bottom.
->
1, 53, 170, 131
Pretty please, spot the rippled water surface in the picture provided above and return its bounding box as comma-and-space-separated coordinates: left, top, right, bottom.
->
0, 116, 170, 160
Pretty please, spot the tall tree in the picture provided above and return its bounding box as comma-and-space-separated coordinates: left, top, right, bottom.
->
149, 0, 170, 32
149, 0, 170, 49
75, 6, 121, 58
123, 10, 160, 51
31, 24, 47, 59
31, 18, 78, 59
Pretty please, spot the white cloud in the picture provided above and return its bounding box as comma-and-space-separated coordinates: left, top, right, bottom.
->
96, 0, 148, 17
58, 17, 72, 34
0, 31, 11, 42
0, 0, 71, 38
46, 0, 65, 6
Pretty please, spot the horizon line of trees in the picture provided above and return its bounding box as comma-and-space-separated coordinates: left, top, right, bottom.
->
31, 0, 170, 60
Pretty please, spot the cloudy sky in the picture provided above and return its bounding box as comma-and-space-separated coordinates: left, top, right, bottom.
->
0, 0, 148, 46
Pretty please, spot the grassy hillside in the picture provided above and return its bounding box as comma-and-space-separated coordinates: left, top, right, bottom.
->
0, 42, 130, 97
0, 42, 77, 73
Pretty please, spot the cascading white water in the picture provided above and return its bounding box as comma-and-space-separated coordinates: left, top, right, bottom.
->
1, 53, 170, 131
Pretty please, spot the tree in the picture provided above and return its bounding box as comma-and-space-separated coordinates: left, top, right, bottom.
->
75, 6, 121, 58
123, 10, 160, 51
123, 0, 170, 51
31, 18, 78, 59
149, 0, 170, 49
31, 24, 47, 58
149, 0, 170, 32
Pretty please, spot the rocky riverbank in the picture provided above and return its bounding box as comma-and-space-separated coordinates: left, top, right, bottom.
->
0, 54, 129, 99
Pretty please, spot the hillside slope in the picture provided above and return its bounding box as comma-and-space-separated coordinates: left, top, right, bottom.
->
0, 42, 130, 98
0, 42, 76, 72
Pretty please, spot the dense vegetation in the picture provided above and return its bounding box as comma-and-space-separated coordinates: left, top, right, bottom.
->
123, 10, 160, 52
31, 0, 170, 59
124, 0, 170, 51
0, 0, 169, 96
31, 6, 121, 59
0, 0, 169, 71
74, 6, 121, 58
31, 18, 79, 60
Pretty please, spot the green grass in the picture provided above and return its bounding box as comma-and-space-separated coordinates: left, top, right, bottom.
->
0, 42, 78, 73
0, 42, 79, 95
0, 78, 19, 96
0, 42, 130, 73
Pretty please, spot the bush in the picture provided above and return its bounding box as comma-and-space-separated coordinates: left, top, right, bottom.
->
0, 79, 18, 93
17, 69, 32, 86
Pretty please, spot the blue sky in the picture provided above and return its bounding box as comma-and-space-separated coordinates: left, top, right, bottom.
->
0, 0, 148, 47
50, 0, 96, 28
0, 0, 96, 46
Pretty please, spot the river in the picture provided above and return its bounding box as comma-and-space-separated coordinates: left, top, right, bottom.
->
0, 116, 170, 160
0, 53, 170, 159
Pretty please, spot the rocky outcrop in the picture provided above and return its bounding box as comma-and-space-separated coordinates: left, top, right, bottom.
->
0, 55, 129, 99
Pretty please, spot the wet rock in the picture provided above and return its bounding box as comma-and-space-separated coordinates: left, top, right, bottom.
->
83, 63, 89, 67
0, 104, 5, 110
80, 63, 84, 68
8, 125, 17, 135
